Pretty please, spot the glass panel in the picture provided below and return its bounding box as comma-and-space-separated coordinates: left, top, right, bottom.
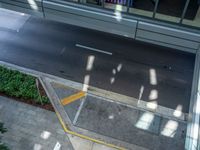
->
128, 0, 155, 17
80, 0, 103, 6
104, 0, 128, 12
63, 0, 79, 2
182, 0, 200, 28
155, 0, 184, 23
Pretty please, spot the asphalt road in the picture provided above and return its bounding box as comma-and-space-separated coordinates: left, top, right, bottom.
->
0, 9, 195, 113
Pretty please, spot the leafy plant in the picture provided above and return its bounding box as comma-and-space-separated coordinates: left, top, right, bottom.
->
0, 66, 49, 104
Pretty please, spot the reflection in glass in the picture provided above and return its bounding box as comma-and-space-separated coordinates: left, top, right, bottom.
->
155, 0, 186, 23
80, 0, 102, 6
182, 0, 200, 28
104, 0, 128, 12
128, 0, 155, 17
161, 120, 178, 138
135, 112, 154, 130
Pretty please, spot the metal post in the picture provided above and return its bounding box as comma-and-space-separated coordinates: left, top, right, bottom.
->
185, 48, 200, 150
102, 0, 104, 8
41, 0, 45, 18
153, 0, 159, 18
127, 0, 130, 13
180, 0, 190, 24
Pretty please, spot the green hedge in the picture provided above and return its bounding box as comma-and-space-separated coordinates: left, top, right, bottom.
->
0, 66, 49, 104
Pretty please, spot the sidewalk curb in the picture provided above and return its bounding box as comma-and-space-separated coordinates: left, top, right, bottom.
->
55, 109, 126, 150
0, 61, 187, 122
0, 61, 186, 150
0, 61, 126, 150
40, 77, 128, 150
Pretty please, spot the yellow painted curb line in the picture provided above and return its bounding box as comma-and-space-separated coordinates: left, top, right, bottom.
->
61, 91, 86, 106
55, 111, 126, 150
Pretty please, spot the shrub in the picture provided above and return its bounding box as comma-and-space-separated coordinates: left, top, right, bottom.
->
0, 66, 49, 104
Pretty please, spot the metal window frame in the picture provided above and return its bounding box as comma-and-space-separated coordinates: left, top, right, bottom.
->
153, 0, 159, 18
180, 0, 191, 24
185, 46, 200, 150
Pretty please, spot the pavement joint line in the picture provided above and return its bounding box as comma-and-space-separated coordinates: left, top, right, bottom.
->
41, 77, 76, 130
0, 61, 188, 122
0, 61, 186, 149
41, 77, 126, 150
87, 92, 187, 123
75, 43, 113, 55
61, 91, 86, 106
73, 98, 86, 125
55, 110, 126, 150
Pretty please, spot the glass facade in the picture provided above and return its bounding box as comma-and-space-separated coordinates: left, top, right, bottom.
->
65, 0, 200, 29
182, 0, 200, 28
155, 0, 185, 23
104, 0, 128, 12
128, 0, 155, 17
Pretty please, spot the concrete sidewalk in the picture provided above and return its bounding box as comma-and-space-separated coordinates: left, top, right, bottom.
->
0, 96, 73, 150
0, 96, 116, 150
0, 61, 189, 150
41, 78, 187, 150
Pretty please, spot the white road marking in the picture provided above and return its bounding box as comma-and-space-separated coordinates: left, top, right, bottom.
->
75, 44, 112, 55
53, 142, 61, 150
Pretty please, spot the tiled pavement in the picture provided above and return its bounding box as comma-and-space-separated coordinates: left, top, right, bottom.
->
49, 81, 187, 150
0, 61, 188, 150
0, 96, 73, 150
0, 96, 117, 150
